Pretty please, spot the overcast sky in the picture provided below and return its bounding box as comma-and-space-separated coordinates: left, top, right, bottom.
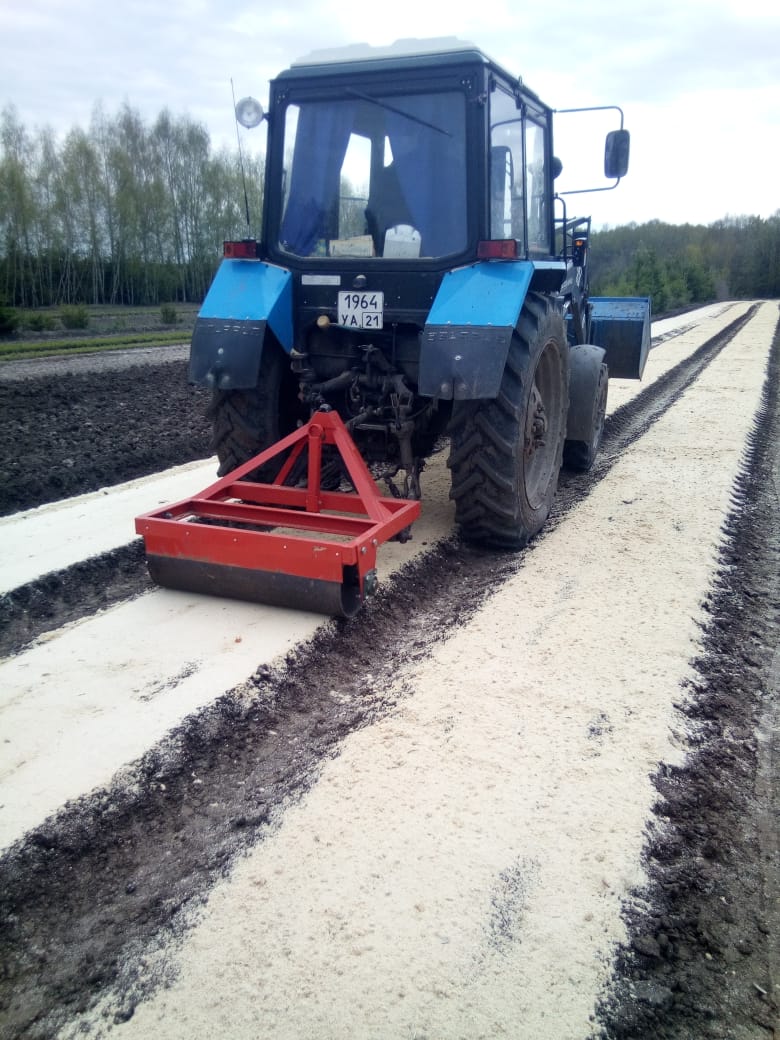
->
2, 0, 778, 229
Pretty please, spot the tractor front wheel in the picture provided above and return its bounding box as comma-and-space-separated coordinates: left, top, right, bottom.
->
563, 360, 608, 472
448, 293, 569, 549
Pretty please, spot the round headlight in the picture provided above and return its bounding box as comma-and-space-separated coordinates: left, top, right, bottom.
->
235, 97, 265, 129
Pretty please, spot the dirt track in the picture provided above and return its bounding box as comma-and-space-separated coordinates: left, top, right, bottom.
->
0, 306, 778, 1039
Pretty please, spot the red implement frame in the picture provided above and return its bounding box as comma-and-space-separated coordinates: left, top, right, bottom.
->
135, 410, 421, 617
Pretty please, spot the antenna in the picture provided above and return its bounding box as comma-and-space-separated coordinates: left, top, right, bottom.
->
231, 78, 252, 233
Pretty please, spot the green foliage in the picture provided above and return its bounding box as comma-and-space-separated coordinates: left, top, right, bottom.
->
0, 301, 20, 336
24, 311, 58, 332
590, 215, 780, 314
0, 103, 258, 309
60, 303, 90, 329
159, 302, 178, 325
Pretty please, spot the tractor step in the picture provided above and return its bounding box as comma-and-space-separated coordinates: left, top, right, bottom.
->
135, 410, 421, 617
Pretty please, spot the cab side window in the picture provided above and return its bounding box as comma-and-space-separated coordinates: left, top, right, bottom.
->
489, 88, 524, 249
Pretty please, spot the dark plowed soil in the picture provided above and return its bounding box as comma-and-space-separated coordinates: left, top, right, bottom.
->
598, 322, 780, 1038
0, 316, 778, 1039
0, 359, 212, 517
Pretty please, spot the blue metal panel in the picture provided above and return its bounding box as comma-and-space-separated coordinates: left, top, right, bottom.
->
199, 260, 293, 352
426, 260, 534, 327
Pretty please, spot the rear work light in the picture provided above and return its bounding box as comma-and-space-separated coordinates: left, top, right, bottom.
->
477, 239, 518, 260
572, 236, 588, 266
224, 239, 259, 259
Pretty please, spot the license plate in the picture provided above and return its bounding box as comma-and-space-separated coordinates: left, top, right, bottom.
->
337, 291, 384, 329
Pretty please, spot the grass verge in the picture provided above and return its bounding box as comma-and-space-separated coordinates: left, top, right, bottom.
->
0, 331, 190, 362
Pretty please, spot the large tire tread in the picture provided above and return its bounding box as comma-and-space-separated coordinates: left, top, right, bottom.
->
210, 343, 304, 479
448, 293, 569, 550
563, 362, 608, 473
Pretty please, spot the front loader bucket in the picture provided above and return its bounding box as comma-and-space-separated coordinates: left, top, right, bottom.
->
135, 410, 420, 617
589, 296, 651, 379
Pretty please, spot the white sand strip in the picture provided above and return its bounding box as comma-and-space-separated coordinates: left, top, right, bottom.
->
0, 458, 218, 595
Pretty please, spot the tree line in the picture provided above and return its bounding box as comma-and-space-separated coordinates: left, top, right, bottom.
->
590, 214, 780, 311
0, 104, 261, 308
2, 103, 779, 311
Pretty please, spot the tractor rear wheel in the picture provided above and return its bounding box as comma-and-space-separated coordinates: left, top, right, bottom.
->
210, 342, 304, 478
448, 293, 569, 549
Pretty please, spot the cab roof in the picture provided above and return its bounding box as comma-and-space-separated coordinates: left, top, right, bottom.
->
275, 37, 541, 102
291, 37, 486, 68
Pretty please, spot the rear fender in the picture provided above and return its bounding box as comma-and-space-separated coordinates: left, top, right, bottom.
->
189, 260, 293, 389
589, 296, 651, 380
419, 261, 535, 399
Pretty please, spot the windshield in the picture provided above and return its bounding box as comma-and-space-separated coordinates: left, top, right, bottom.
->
278, 90, 467, 259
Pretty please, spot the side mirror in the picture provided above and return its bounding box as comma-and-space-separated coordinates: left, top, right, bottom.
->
604, 129, 630, 180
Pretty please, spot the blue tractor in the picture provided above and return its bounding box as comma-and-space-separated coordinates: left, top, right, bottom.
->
145, 41, 650, 614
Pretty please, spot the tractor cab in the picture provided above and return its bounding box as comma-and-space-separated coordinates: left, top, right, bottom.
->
264, 41, 555, 272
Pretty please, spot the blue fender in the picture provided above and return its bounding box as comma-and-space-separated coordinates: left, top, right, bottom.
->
419, 261, 535, 399
189, 260, 293, 389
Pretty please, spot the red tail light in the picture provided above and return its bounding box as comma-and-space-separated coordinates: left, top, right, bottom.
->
477, 239, 518, 260
223, 239, 258, 259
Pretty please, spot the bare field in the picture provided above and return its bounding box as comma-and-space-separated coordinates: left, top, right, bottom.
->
0, 303, 778, 1039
